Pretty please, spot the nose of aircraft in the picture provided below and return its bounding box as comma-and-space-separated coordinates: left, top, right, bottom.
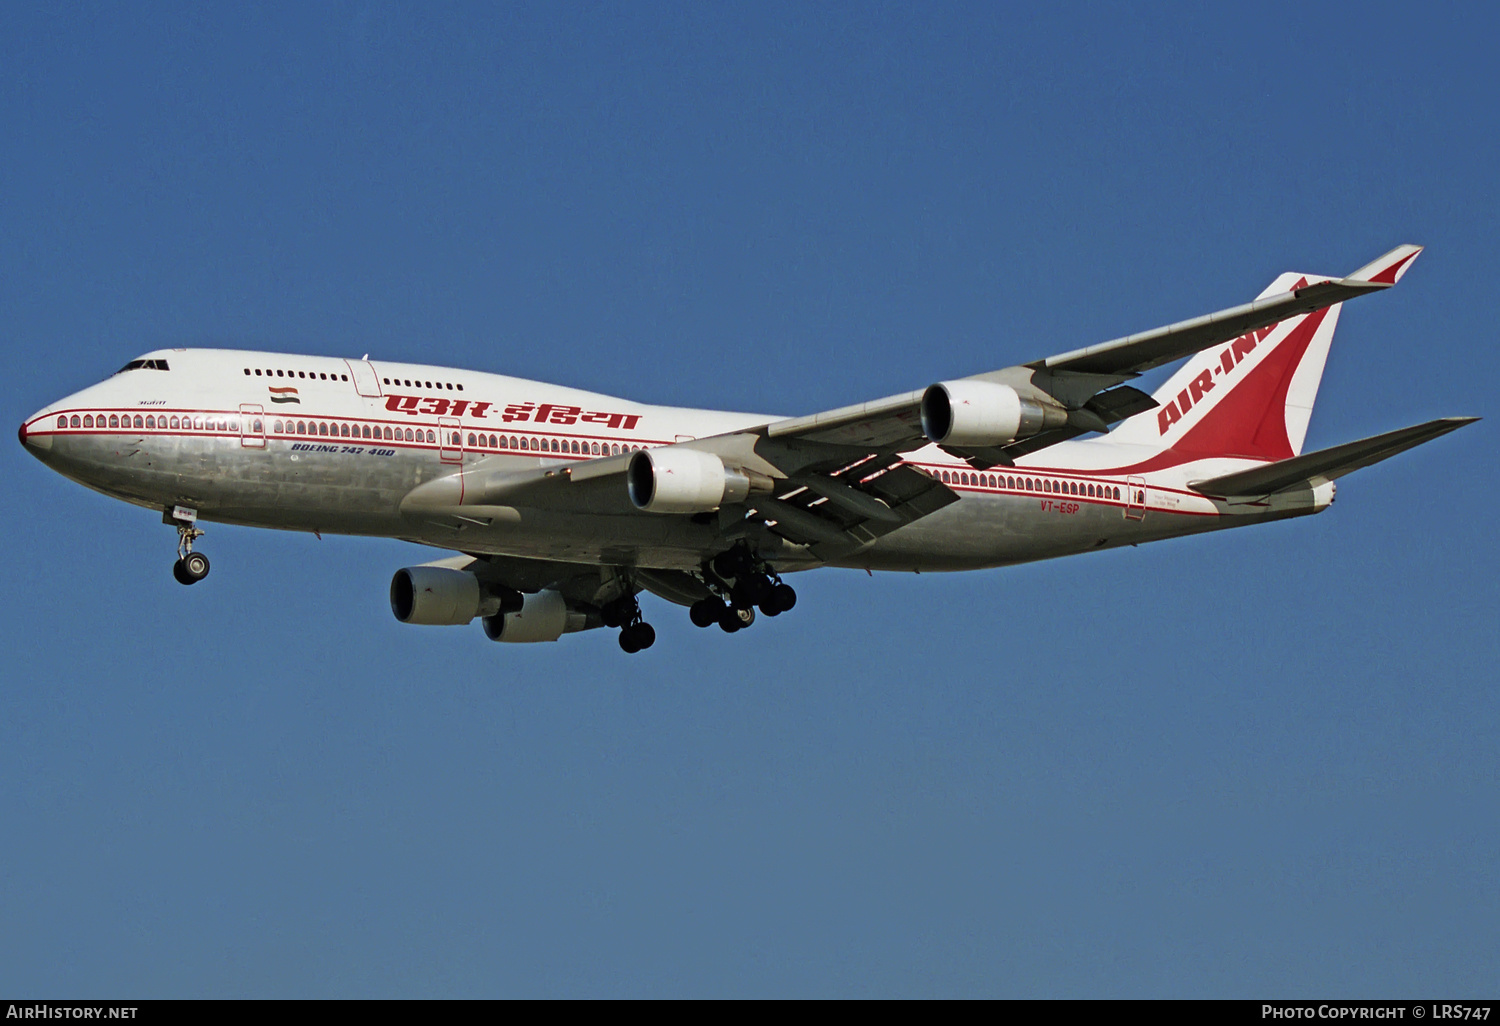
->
19, 411, 54, 457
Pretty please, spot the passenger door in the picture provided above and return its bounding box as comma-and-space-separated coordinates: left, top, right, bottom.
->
439, 416, 462, 465
239, 404, 266, 449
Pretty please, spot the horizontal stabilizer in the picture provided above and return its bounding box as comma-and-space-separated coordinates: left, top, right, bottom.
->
1189, 417, 1478, 497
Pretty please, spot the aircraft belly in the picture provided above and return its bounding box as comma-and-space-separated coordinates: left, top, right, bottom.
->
40, 435, 1327, 575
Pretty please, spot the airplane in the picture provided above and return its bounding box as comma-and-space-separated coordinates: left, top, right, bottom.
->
18, 244, 1476, 653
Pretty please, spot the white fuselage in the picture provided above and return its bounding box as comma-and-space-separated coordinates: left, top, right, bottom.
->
20, 348, 1332, 573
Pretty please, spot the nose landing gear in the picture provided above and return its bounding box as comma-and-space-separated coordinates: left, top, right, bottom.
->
167, 507, 210, 585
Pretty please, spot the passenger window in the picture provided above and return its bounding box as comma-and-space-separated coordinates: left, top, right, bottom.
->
57, 415, 67, 428
109, 415, 119, 427
145, 416, 154, 429
169, 416, 179, 429
427, 430, 435, 443
80, 415, 90, 427
383, 427, 392, 440
469, 433, 477, 446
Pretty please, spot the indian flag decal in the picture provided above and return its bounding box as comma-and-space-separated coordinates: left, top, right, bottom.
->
268, 386, 300, 404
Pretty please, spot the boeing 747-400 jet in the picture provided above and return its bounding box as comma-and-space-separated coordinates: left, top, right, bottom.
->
19, 245, 1476, 652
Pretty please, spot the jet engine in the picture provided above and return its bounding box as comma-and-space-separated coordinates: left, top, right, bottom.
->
627, 447, 752, 514
390, 565, 482, 625
920, 380, 1064, 447
481, 589, 579, 643
390, 566, 522, 626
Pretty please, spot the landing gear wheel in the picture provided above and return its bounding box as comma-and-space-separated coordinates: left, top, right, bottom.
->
601, 598, 633, 629
732, 575, 772, 608
170, 516, 208, 585
718, 604, 756, 632
619, 622, 656, 653
181, 551, 210, 581
717, 605, 743, 633
770, 583, 795, 612
690, 598, 722, 628
173, 553, 209, 585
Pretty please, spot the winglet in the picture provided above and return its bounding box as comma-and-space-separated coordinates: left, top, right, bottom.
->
1345, 244, 1423, 285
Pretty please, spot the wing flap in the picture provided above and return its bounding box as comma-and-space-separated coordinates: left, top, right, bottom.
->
1188, 417, 1478, 497
746, 458, 957, 558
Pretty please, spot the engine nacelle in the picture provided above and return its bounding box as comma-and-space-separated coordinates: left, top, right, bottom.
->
920, 380, 1062, 447
481, 589, 572, 643
627, 446, 751, 514
390, 566, 482, 625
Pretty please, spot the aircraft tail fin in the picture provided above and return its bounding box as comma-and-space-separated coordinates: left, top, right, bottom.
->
1107, 245, 1423, 460
1187, 417, 1476, 496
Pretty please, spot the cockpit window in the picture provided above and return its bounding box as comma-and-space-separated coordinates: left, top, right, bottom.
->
116, 359, 170, 373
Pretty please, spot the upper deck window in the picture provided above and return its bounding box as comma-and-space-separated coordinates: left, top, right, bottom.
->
116, 359, 170, 373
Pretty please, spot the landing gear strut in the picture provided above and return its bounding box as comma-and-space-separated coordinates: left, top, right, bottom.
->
691, 548, 796, 633
603, 594, 655, 654
169, 509, 210, 586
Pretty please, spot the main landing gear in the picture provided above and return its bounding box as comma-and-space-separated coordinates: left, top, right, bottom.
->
602, 594, 656, 654
688, 548, 796, 635
167, 508, 210, 585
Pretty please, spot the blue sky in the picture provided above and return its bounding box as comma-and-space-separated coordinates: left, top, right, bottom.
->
2, 2, 1495, 997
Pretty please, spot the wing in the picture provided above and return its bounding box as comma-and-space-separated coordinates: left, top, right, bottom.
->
758, 244, 1422, 466
401, 245, 1422, 561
